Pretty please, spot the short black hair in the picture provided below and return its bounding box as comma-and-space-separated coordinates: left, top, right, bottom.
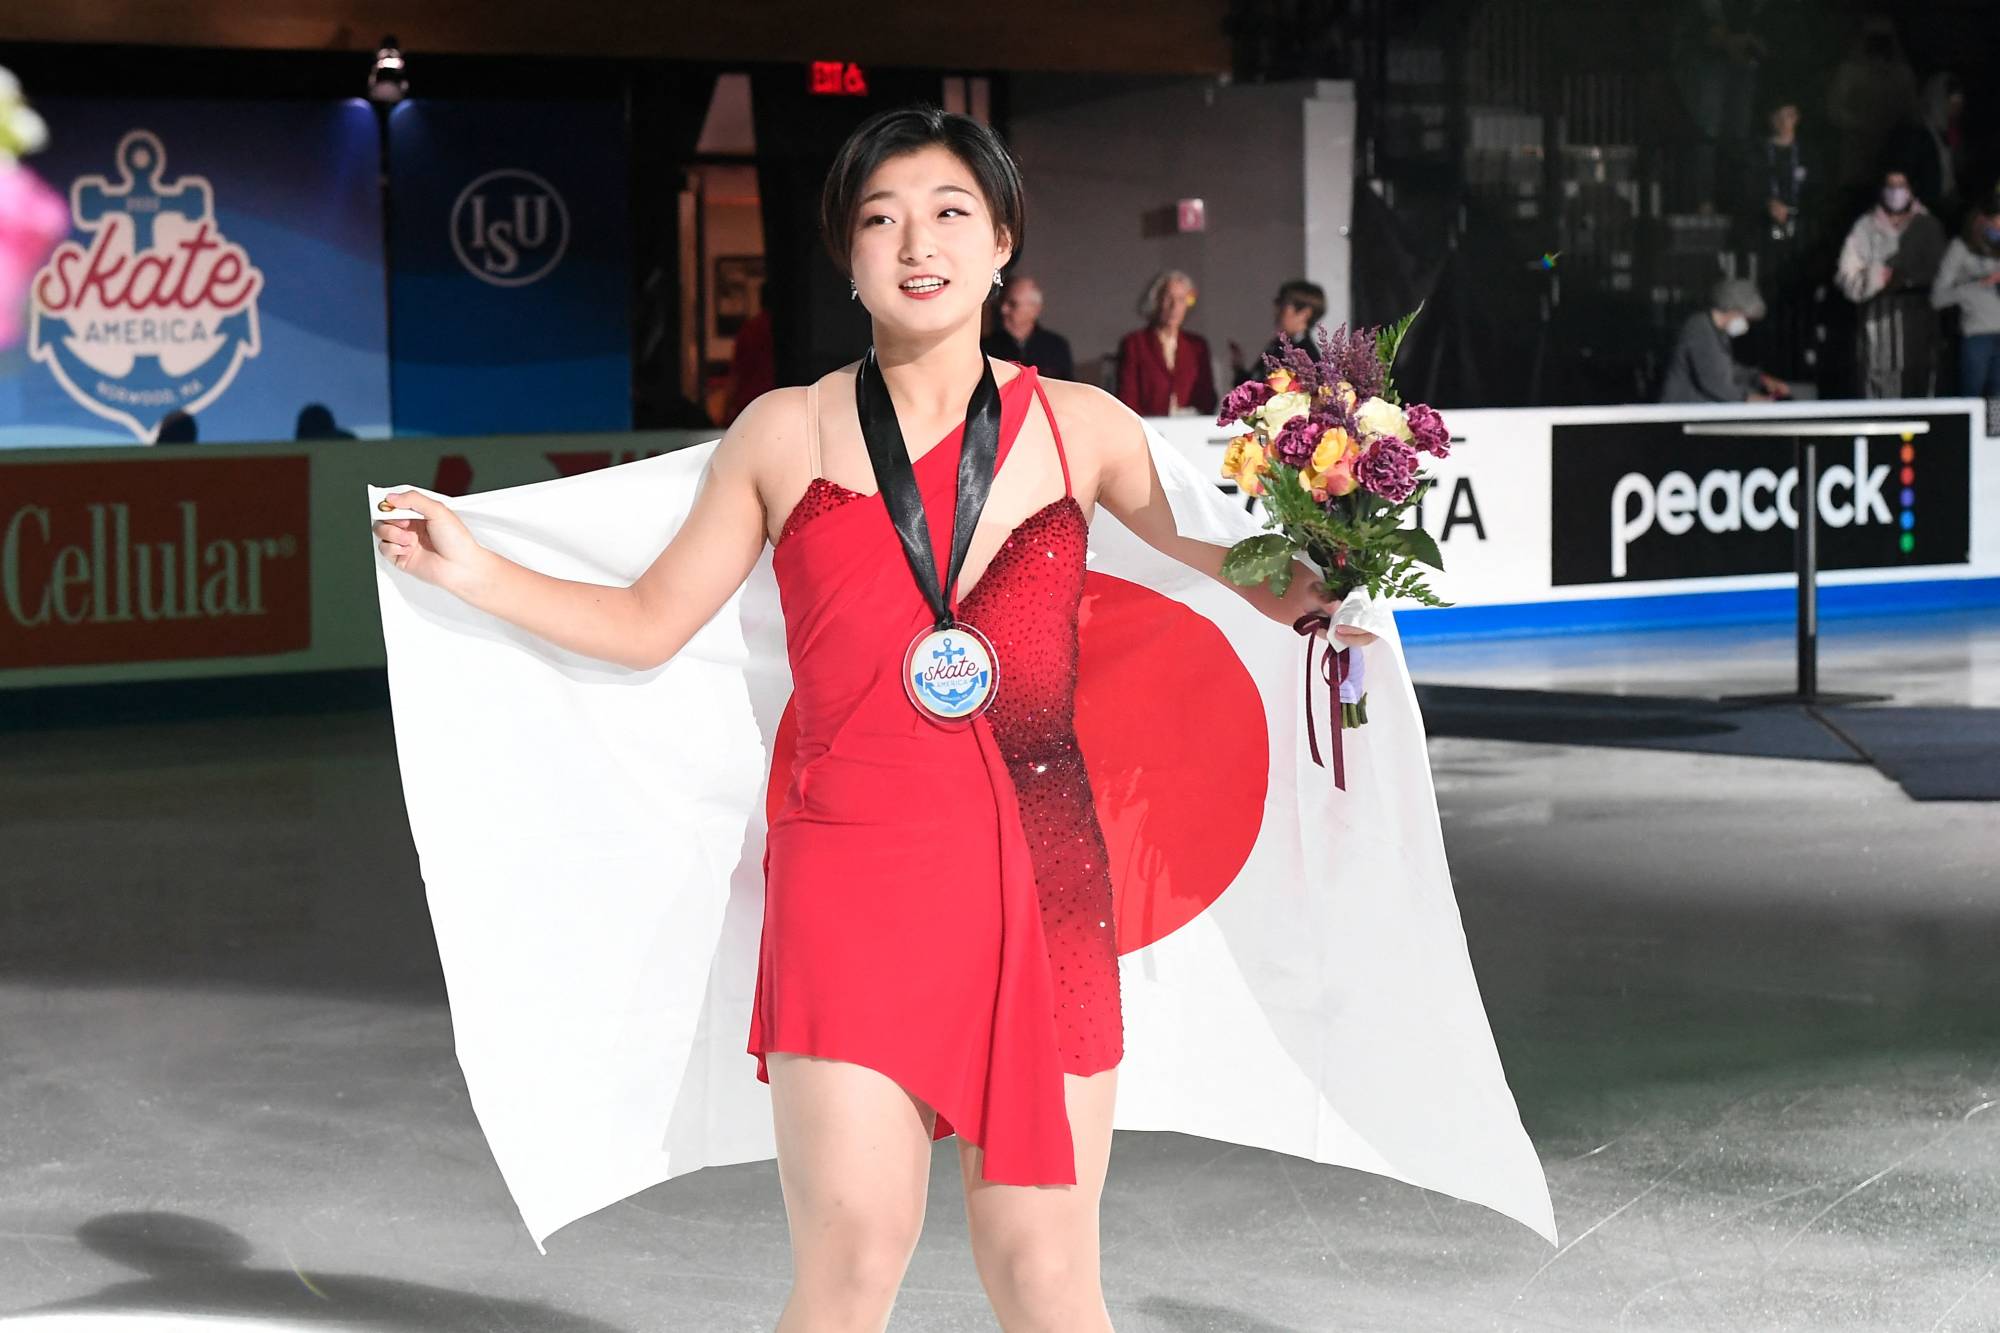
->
819, 105, 1024, 280
1275, 279, 1327, 324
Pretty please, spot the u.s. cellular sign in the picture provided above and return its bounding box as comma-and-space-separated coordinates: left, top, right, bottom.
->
1, 455, 309, 668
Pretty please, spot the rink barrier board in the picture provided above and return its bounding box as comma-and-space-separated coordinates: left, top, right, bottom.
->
1392, 574, 2000, 641
1, 398, 1994, 687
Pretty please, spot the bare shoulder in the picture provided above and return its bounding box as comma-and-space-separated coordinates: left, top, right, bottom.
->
707, 384, 816, 491
1037, 376, 1148, 463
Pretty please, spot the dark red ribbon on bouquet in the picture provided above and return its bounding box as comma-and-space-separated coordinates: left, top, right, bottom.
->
1292, 610, 1349, 791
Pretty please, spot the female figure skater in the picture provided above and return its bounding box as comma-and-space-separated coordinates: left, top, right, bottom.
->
373, 106, 1371, 1332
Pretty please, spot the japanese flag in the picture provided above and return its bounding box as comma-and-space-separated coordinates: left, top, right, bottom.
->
367, 424, 1555, 1253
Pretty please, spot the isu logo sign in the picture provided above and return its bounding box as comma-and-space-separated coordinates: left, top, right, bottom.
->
0, 456, 309, 669
450, 169, 569, 288
27, 130, 265, 441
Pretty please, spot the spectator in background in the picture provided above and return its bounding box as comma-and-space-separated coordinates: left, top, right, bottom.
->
1740, 97, 1821, 381
1929, 188, 2000, 397
1825, 17, 1920, 223
1660, 276, 1794, 402
981, 273, 1073, 379
1115, 269, 1217, 416
1902, 72, 1968, 227
153, 409, 197, 444
1836, 168, 1946, 396
294, 402, 355, 440
1668, 0, 1769, 211
1227, 279, 1326, 385
722, 282, 774, 428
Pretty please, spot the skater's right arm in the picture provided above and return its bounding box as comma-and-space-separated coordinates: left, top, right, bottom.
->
373, 389, 796, 671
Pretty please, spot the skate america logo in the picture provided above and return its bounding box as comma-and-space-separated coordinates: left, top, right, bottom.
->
450, 170, 569, 288
28, 130, 265, 441
909, 630, 993, 717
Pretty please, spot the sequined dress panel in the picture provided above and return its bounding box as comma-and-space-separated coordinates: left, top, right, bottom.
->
753, 363, 1121, 1185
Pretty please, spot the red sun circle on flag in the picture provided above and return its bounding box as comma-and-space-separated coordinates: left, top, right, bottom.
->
763, 571, 1268, 955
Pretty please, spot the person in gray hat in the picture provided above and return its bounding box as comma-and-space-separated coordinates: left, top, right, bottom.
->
1659, 277, 1795, 402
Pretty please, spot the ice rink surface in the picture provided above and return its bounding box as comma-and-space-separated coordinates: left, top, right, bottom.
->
2, 609, 1995, 1331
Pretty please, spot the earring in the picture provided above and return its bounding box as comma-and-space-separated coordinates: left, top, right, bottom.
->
992, 269, 1003, 286
849, 278, 858, 301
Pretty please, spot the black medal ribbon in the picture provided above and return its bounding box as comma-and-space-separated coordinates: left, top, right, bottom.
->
854, 346, 1002, 631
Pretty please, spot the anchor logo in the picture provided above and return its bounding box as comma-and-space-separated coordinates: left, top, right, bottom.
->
911, 633, 991, 716
28, 130, 265, 441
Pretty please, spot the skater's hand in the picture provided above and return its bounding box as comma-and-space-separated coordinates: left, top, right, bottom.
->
373, 492, 492, 598
1286, 568, 1378, 647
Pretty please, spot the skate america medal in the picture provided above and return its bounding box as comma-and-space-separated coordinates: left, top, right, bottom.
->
904, 620, 998, 721
855, 346, 1004, 728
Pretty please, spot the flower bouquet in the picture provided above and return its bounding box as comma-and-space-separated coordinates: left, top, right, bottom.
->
0, 67, 65, 352
1214, 307, 1453, 784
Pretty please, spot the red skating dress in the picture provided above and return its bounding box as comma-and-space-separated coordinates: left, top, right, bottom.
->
751, 361, 1121, 1185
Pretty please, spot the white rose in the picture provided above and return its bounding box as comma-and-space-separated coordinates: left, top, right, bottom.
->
1253, 391, 1311, 436
1353, 396, 1412, 442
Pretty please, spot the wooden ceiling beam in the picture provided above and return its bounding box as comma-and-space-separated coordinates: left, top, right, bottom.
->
0, 1, 1230, 75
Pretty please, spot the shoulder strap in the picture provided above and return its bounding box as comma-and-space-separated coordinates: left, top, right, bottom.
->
1032, 377, 1072, 500
805, 381, 821, 481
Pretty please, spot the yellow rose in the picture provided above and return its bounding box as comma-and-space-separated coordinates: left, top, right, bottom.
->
1353, 395, 1412, 442
1267, 367, 1295, 393
1310, 426, 1355, 472
1220, 433, 1269, 496
1333, 379, 1358, 412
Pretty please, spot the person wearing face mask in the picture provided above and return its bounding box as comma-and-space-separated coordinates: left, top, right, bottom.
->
1660, 277, 1793, 402
1835, 168, 1946, 397
1929, 189, 2000, 396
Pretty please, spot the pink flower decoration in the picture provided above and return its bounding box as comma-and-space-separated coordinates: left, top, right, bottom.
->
1270, 413, 1322, 467
1405, 401, 1451, 458
0, 162, 68, 350
1216, 378, 1273, 426
1354, 433, 1419, 502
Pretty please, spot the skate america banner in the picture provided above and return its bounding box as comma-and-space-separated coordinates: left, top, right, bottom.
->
4, 99, 389, 447
0, 455, 310, 667
385, 101, 631, 436
1551, 412, 1973, 586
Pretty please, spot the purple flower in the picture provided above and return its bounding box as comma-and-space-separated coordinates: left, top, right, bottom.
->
1313, 323, 1386, 402
1405, 401, 1451, 458
1216, 378, 1273, 426
1262, 341, 1322, 395
1270, 413, 1322, 467
1354, 433, 1419, 503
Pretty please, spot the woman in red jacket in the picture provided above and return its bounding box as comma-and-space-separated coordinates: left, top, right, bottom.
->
1114, 269, 1218, 416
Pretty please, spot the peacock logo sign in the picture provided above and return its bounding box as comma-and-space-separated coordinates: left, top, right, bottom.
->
26, 129, 265, 441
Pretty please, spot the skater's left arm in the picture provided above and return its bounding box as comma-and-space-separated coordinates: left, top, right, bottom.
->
1078, 385, 1376, 646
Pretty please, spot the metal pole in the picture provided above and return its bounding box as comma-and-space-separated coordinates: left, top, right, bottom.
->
1680, 418, 1924, 708
1797, 435, 1818, 702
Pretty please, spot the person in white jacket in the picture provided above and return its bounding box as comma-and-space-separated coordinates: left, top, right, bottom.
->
1835, 169, 1946, 397
1929, 189, 2000, 397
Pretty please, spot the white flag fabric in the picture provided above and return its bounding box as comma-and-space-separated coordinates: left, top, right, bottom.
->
367, 423, 1556, 1253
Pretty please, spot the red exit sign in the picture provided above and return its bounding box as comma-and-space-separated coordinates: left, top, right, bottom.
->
810, 61, 868, 96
